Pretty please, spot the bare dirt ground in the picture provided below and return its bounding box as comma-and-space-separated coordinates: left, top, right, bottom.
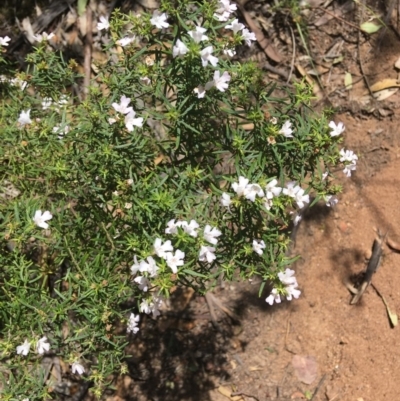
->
107, 2, 400, 401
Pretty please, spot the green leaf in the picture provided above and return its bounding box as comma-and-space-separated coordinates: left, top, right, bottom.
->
360, 21, 382, 34
77, 0, 88, 16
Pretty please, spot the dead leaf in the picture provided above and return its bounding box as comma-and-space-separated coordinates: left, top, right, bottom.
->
387, 236, 400, 252
370, 79, 400, 92
344, 72, 352, 90
292, 355, 318, 384
381, 294, 398, 327
373, 88, 398, 101
217, 386, 244, 401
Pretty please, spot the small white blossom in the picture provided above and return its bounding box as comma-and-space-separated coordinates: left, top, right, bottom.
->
18, 109, 32, 127
220, 193, 231, 208
130, 255, 141, 275
215, 0, 237, 20
265, 288, 281, 305
339, 148, 358, 164
223, 47, 236, 57
200, 46, 219, 67
127, 313, 140, 334
154, 238, 173, 259
286, 284, 301, 301
134, 275, 150, 292
139, 299, 152, 314
125, 110, 144, 132
294, 188, 310, 209
203, 225, 222, 245
108, 117, 117, 125
325, 195, 338, 207
71, 361, 85, 375
36, 336, 50, 355
165, 219, 184, 235
293, 213, 302, 226
194, 85, 206, 98
244, 183, 264, 202
182, 219, 199, 237
232, 176, 249, 197
265, 179, 282, 199
279, 120, 293, 138
205, 70, 231, 92
34, 32, 55, 42
199, 245, 216, 263
139, 256, 159, 277
329, 121, 345, 137
150, 10, 169, 29
241, 28, 256, 46
278, 269, 298, 286
173, 39, 189, 58
225, 19, 245, 33
263, 197, 273, 210
270, 117, 278, 125
53, 124, 69, 140
188, 26, 208, 43
116, 35, 136, 47
33, 210, 53, 229
252, 239, 266, 255
214, 11, 231, 21
0, 36, 11, 46
97, 16, 110, 31
166, 249, 185, 273
283, 181, 300, 198
112, 95, 133, 115
16, 339, 31, 356
322, 171, 329, 180
343, 163, 356, 177
42, 97, 53, 110
10, 77, 27, 90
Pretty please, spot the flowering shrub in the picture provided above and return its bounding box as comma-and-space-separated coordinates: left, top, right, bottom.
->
0, 0, 355, 398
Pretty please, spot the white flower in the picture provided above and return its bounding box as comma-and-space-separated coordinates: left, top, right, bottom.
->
125, 110, 144, 132
134, 275, 150, 292
232, 176, 249, 197
188, 26, 208, 43
33, 210, 53, 229
278, 268, 298, 286
34, 32, 55, 42
220, 193, 231, 208
71, 361, 85, 375
322, 171, 329, 180
203, 225, 222, 245
108, 117, 117, 125
329, 121, 345, 137
130, 255, 141, 275
205, 70, 231, 92
139, 256, 159, 277
214, 11, 231, 21
42, 97, 53, 110
293, 213, 302, 226
10, 77, 27, 90
165, 219, 184, 235
283, 181, 300, 198
173, 39, 189, 58
244, 183, 264, 202
199, 245, 216, 263
223, 47, 236, 57
252, 239, 266, 255
279, 120, 293, 138
194, 86, 206, 98
18, 109, 32, 127
294, 188, 310, 209
182, 219, 199, 237
200, 46, 219, 67
216, 0, 237, 15
343, 163, 356, 177
339, 148, 358, 164
53, 124, 69, 140
151, 295, 163, 318
112, 95, 133, 115
154, 238, 173, 259
116, 35, 136, 47
241, 28, 256, 46
325, 195, 338, 207
140, 76, 151, 85
225, 19, 244, 33
150, 10, 169, 29
140, 299, 152, 314
166, 249, 185, 273
127, 313, 140, 334
266, 288, 281, 305
265, 179, 282, 199
270, 117, 278, 124
36, 336, 50, 354
97, 16, 110, 31
286, 284, 301, 301
16, 339, 31, 356
0, 36, 11, 46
